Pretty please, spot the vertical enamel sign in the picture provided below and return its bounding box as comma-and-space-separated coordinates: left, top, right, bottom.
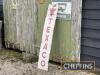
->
38, 4, 58, 71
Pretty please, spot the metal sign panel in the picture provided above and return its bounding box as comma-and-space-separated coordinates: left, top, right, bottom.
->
52, 1, 71, 20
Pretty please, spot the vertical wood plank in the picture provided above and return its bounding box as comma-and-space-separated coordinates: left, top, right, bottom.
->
3, 0, 36, 61
0, 21, 2, 49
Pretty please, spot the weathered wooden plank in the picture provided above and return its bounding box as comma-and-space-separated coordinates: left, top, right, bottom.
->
36, 0, 82, 62
3, 0, 36, 61
81, 46, 100, 58
82, 19, 100, 29
83, 0, 100, 10
0, 5, 3, 20
82, 28, 100, 39
82, 38, 100, 48
81, 0, 100, 69
81, 54, 100, 68
0, 0, 2, 3
82, 10, 100, 19
71, 0, 82, 62
0, 20, 2, 49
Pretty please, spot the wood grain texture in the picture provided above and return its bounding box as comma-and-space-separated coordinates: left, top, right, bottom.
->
3, 0, 36, 60
3, 0, 82, 62
0, 20, 2, 48
71, 0, 82, 62
35, 0, 82, 62
81, 0, 100, 68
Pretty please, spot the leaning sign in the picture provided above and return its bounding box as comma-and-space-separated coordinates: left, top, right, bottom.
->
38, 4, 58, 71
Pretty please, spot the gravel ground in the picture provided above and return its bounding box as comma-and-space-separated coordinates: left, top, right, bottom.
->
0, 56, 96, 75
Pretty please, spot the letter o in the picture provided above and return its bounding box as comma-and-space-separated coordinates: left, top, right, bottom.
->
41, 60, 45, 66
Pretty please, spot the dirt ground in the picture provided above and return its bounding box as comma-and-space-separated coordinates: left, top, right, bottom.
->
0, 55, 97, 75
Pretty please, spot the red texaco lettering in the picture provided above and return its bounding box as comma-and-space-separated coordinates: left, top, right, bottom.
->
41, 60, 45, 66
50, 7, 56, 16
43, 43, 48, 50
42, 52, 46, 58
46, 26, 51, 33
48, 18, 53, 24
45, 35, 49, 41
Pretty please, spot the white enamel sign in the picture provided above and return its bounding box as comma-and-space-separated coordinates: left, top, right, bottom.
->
38, 4, 58, 71
52, 2, 72, 20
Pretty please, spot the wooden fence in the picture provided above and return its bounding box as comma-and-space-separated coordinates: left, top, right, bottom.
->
3, 0, 36, 61
3, 0, 82, 62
